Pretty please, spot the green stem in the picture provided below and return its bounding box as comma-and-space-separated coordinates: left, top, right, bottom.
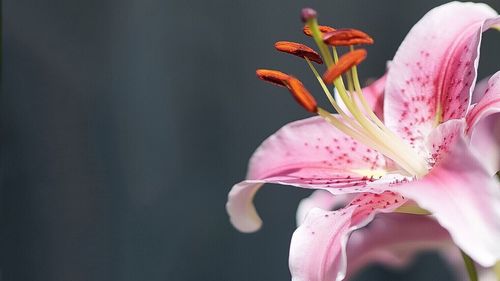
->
394, 204, 430, 215
495, 174, 500, 280
461, 250, 478, 281
493, 262, 500, 281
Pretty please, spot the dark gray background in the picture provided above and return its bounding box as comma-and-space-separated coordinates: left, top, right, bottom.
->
2, 0, 499, 280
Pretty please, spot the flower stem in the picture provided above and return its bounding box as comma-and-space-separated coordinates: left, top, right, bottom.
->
394, 204, 430, 215
497, 173, 500, 281
460, 250, 478, 281
494, 262, 500, 281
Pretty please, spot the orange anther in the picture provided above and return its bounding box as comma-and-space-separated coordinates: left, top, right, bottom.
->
303, 25, 336, 37
256, 69, 317, 113
323, 49, 367, 83
274, 41, 323, 64
286, 78, 318, 113
323, 28, 374, 46
256, 69, 290, 87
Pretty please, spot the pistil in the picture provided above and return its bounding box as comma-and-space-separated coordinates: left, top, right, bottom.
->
301, 8, 334, 67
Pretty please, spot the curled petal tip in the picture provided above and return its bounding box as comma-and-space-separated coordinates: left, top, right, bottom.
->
323, 49, 367, 83
323, 28, 374, 46
256, 69, 290, 87
300, 8, 317, 23
303, 25, 336, 37
274, 41, 323, 64
226, 182, 263, 233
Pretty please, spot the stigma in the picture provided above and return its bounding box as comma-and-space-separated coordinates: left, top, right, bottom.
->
255, 8, 429, 178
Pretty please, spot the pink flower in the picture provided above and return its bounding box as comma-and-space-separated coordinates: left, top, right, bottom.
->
226, 2, 500, 280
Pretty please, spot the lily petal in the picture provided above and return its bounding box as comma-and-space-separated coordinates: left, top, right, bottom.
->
385, 2, 499, 153
295, 193, 453, 280
392, 120, 500, 266
296, 190, 350, 226
472, 75, 492, 104
467, 72, 500, 175
227, 116, 396, 232
247, 116, 386, 180
226, 181, 264, 233
227, 172, 409, 233
289, 192, 405, 281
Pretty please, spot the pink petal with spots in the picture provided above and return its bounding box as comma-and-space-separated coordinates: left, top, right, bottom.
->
392, 120, 500, 266
296, 191, 454, 279
289, 192, 405, 281
440, 16, 499, 120
296, 190, 351, 226
226, 116, 399, 233
426, 118, 464, 167
384, 2, 498, 154
334, 74, 387, 120
227, 172, 409, 233
345, 214, 452, 279
247, 116, 386, 180
467, 72, 500, 175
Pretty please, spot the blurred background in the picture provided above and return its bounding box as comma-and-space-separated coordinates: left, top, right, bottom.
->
2, 0, 500, 280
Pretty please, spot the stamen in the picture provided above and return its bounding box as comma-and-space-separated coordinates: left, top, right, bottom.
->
349, 46, 364, 92
303, 25, 335, 37
274, 41, 323, 64
323, 49, 367, 83
349, 48, 386, 129
345, 70, 355, 93
321, 48, 428, 176
348, 46, 392, 133
332, 46, 339, 63
303, 56, 427, 176
285, 78, 318, 113
323, 28, 374, 46
317, 108, 420, 175
305, 57, 364, 131
256, 69, 317, 113
256, 69, 290, 87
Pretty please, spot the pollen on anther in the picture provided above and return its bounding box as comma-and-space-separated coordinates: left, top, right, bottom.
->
274, 41, 323, 64
303, 25, 336, 36
323, 28, 374, 46
256, 69, 290, 87
285, 78, 318, 113
323, 49, 367, 83
256, 69, 318, 113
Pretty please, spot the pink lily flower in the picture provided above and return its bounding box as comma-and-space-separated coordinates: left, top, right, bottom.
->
226, 2, 500, 281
